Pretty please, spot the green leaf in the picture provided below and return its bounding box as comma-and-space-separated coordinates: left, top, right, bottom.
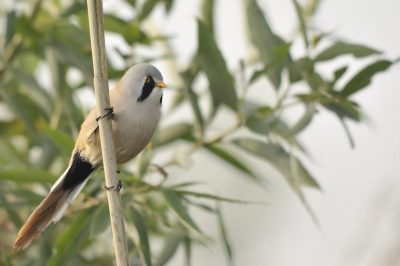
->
135, 147, 153, 179
162, 0, 174, 12
288, 57, 314, 83
176, 190, 265, 205
127, 0, 137, 6
202, 0, 215, 30
48, 209, 94, 266
232, 138, 319, 188
60, 0, 86, 17
5, 11, 17, 47
154, 231, 184, 266
51, 23, 91, 51
162, 188, 202, 234
245, 115, 290, 137
250, 43, 292, 84
183, 236, 191, 266
339, 117, 355, 148
197, 20, 238, 111
154, 123, 193, 147
323, 101, 360, 121
0, 169, 58, 184
89, 203, 110, 238
127, 205, 152, 266
341, 60, 392, 96
205, 144, 264, 185
291, 0, 308, 48
43, 122, 75, 156
7, 68, 52, 116
314, 41, 381, 62
47, 42, 94, 83
139, 0, 160, 21
180, 57, 205, 137
245, 0, 291, 89
288, 103, 316, 136
216, 202, 234, 266
333, 66, 347, 84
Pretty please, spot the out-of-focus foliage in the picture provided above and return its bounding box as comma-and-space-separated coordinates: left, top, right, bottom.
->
0, 0, 395, 265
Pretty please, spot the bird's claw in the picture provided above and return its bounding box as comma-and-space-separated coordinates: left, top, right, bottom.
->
96, 107, 114, 122
102, 180, 122, 192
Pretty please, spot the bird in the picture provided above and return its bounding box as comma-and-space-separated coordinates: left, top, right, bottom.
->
13, 63, 167, 251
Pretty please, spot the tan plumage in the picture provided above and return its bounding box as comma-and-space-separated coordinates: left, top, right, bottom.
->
14, 63, 166, 251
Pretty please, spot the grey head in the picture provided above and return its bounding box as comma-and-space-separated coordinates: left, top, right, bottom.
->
120, 63, 166, 104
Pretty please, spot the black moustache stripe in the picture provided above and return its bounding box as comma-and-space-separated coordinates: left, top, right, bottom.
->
137, 77, 155, 102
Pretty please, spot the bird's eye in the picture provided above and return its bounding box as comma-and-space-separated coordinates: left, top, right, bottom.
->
145, 77, 150, 83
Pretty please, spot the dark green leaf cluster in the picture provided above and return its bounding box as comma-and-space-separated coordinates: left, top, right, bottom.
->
0, 0, 394, 265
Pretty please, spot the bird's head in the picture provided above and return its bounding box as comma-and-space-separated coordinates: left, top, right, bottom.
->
120, 63, 166, 105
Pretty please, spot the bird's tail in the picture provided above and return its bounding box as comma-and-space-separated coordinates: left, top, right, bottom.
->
13, 159, 95, 251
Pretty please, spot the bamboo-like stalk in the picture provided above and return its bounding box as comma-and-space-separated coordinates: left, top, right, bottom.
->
86, 1, 129, 265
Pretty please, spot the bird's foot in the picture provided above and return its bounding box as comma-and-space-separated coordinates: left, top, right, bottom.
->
96, 107, 114, 122
102, 180, 122, 192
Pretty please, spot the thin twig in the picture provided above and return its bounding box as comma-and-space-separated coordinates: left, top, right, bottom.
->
86, 0, 129, 265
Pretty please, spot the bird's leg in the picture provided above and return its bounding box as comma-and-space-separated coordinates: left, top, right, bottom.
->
96, 107, 114, 122
102, 170, 122, 192
91, 107, 114, 137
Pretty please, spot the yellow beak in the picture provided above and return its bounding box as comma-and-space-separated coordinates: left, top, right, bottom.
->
156, 81, 167, 88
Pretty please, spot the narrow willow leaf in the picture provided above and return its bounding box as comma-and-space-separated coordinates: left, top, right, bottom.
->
288, 57, 314, 83
48, 209, 94, 266
139, 0, 160, 21
183, 197, 215, 213
169, 182, 205, 189
0, 169, 58, 184
245, 115, 290, 137
180, 57, 205, 136
291, 0, 308, 48
288, 103, 316, 136
175, 190, 265, 205
52, 24, 91, 51
47, 42, 94, 83
154, 231, 184, 266
232, 138, 319, 188
154, 123, 193, 147
216, 202, 234, 266
135, 147, 153, 179
205, 144, 263, 185
89, 203, 110, 238
43, 122, 75, 156
162, 0, 174, 12
339, 117, 355, 148
314, 41, 381, 62
333, 66, 348, 84
289, 152, 320, 226
60, 1, 86, 17
162, 188, 202, 234
323, 101, 360, 121
246, 0, 290, 89
127, 205, 152, 266
197, 20, 238, 111
1, 81, 36, 133
183, 236, 191, 266
5, 11, 17, 47
127, 0, 137, 6
249, 43, 292, 84
202, 0, 214, 30
341, 60, 392, 96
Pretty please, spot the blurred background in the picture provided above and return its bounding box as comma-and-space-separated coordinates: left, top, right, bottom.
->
0, 0, 399, 265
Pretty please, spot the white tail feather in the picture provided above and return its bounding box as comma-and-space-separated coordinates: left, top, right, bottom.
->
52, 172, 94, 223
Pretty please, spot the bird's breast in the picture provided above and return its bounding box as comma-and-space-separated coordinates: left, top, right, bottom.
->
112, 103, 161, 164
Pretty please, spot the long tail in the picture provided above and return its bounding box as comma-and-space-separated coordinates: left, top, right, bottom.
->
14, 152, 95, 251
